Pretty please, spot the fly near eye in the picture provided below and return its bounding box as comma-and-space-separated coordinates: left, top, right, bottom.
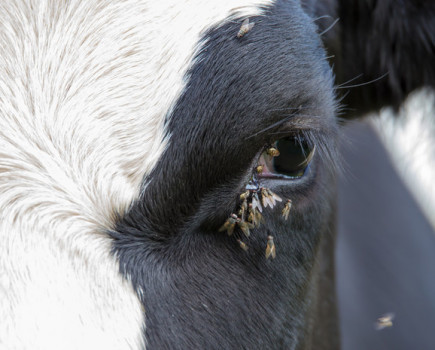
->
237, 239, 249, 251
282, 199, 292, 220
266, 147, 280, 157
265, 235, 276, 259
219, 214, 238, 236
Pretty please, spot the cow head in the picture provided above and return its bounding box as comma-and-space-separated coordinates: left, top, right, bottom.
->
1, 0, 433, 349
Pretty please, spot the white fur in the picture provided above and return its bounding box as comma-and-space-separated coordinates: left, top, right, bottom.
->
371, 88, 435, 231
0, 0, 274, 349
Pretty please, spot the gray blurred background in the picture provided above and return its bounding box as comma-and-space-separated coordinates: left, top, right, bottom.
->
336, 89, 435, 350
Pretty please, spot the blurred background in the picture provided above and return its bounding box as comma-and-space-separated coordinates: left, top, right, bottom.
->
336, 89, 435, 349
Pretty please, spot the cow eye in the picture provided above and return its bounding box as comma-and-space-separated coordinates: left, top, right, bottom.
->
258, 136, 315, 179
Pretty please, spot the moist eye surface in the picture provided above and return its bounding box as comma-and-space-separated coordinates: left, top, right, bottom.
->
259, 136, 315, 179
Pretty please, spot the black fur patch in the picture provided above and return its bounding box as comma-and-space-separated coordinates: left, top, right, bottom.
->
306, 0, 435, 115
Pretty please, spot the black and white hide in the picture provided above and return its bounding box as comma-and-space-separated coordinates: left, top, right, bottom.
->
0, 0, 433, 349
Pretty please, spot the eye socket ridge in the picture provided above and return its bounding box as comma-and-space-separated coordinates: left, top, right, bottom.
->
257, 135, 316, 179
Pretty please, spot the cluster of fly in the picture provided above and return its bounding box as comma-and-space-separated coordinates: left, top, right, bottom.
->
219, 146, 293, 259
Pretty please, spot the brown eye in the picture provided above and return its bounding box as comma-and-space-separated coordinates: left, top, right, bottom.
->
258, 136, 315, 179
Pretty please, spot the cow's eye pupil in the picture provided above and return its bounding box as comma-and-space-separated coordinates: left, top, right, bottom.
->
272, 137, 314, 178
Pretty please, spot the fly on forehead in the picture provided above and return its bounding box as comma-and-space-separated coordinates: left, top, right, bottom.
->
237, 18, 255, 38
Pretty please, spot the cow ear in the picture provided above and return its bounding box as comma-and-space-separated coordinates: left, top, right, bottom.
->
303, 0, 435, 117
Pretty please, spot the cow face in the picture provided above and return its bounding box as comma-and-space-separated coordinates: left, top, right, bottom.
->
3, 0, 435, 348
1, 0, 384, 349
110, 1, 339, 348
